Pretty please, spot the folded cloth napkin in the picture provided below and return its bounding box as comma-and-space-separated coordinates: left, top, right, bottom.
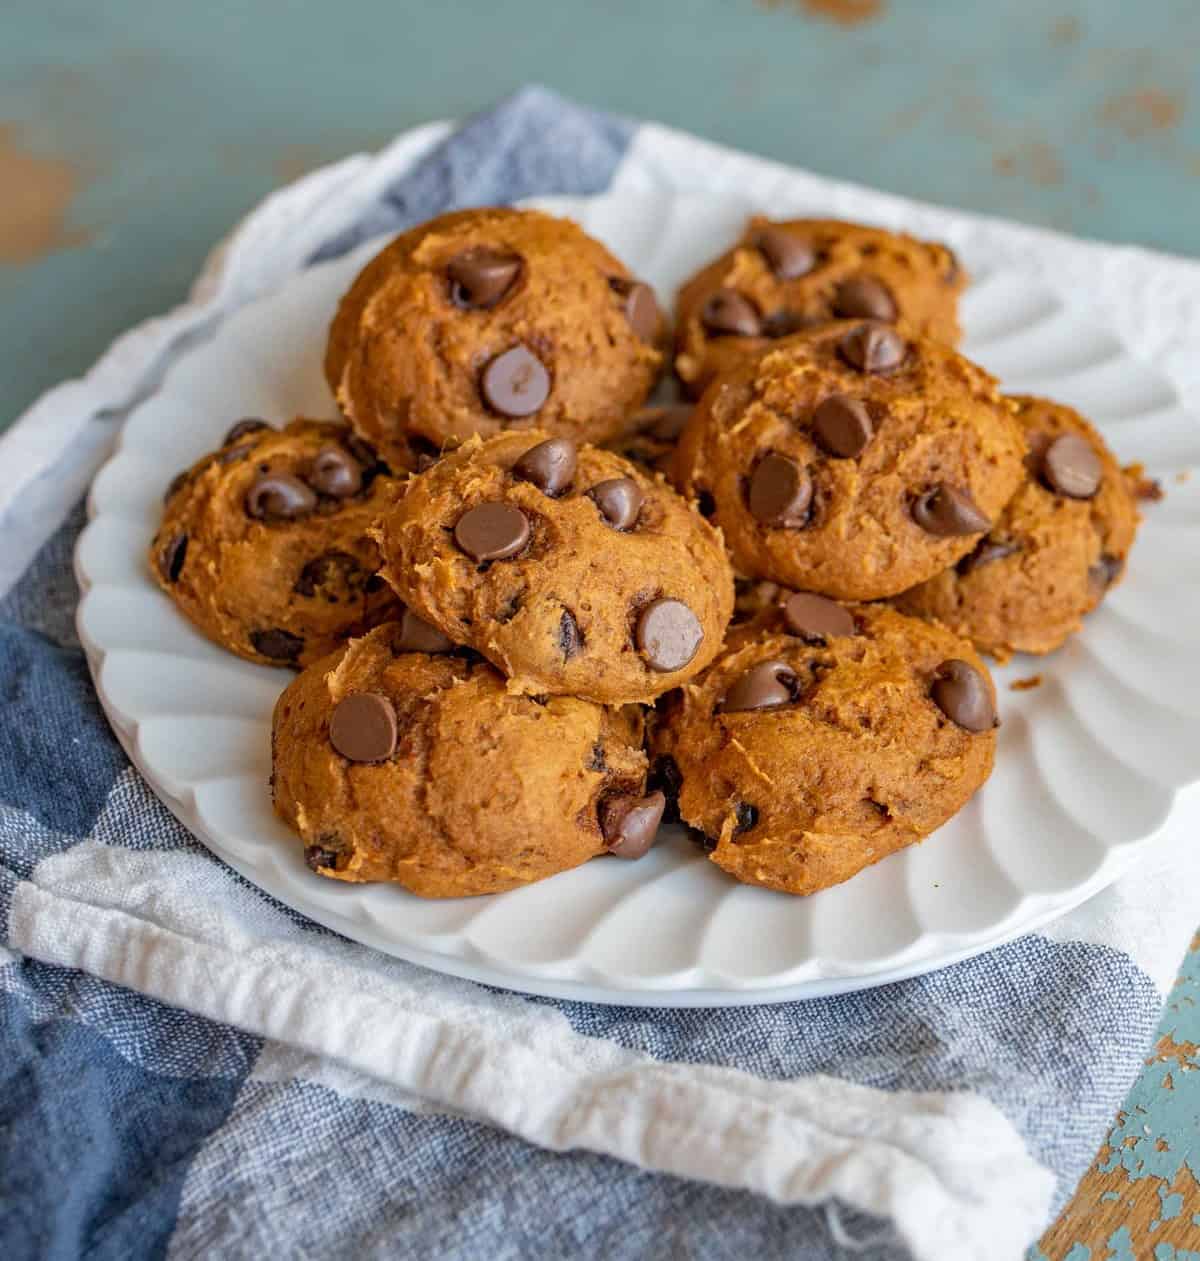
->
2, 87, 1199, 1261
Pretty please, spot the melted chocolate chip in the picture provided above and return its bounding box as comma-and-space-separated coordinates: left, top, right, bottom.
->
250, 628, 304, 662
783, 592, 856, 642
453, 502, 531, 562
956, 538, 1020, 575
1042, 434, 1103, 499
733, 801, 759, 836
586, 743, 607, 773
636, 598, 704, 673
447, 247, 523, 309
588, 477, 644, 530
761, 309, 809, 339
832, 276, 898, 322
600, 791, 667, 860
1088, 553, 1124, 597
930, 659, 996, 732
395, 606, 455, 654
701, 289, 762, 338
633, 403, 692, 442
164, 471, 189, 503
224, 418, 271, 445
557, 608, 583, 660
647, 754, 683, 823
837, 322, 907, 373
812, 394, 874, 458
245, 472, 318, 521
329, 691, 398, 762
512, 437, 576, 496
294, 550, 364, 598
755, 226, 815, 280
719, 659, 797, 713
911, 484, 991, 537
160, 533, 188, 583
307, 446, 363, 499
304, 844, 338, 872
748, 454, 812, 527
480, 345, 550, 418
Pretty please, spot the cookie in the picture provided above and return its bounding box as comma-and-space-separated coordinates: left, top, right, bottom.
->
672, 320, 1026, 600
674, 217, 963, 398
372, 431, 735, 704
651, 597, 997, 896
150, 418, 401, 667
325, 207, 665, 465
894, 395, 1140, 658
271, 623, 661, 897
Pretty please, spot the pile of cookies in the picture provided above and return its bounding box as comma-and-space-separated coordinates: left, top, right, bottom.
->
150, 206, 1143, 899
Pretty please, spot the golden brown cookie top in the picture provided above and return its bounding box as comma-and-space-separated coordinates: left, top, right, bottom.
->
150, 417, 401, 667
325, 207, 665, 464
672, 320, 1027, 600
651, 600, 997, 896
674, 217, 964, 398
372, 430, 735, 704
271, 624, 654, 897
894, 394, 1141, 658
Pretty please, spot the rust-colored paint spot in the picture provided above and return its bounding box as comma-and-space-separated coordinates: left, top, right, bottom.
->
1101, 88, 1186, 138
0, 124, 91, 263
759, 0, 885, 26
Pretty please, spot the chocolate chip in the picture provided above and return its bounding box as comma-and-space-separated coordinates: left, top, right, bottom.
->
647, 754, 683, 823
304, 844, 338, 872
447, 246, 523, 309
748, 454, 812, 527
245, 472, 318, 521
635, 598, 704, 673
634, 404, 692, 441
216, 443, 257, 467
307, 446, 363, 499
586, 743, 607, 773
956, 538, 1020, 575
755, 226, 815, 280
344, 433, 386, 474
832, 276, 898, 322
454, 502, 531, 562
838, 322, 907, 373
164, 471, 189, 503
294, 551, 364, 598
160, 533, 188, 583
911, 484, 991, 537
733, 802, 759, 836
224, 418, 271, 445
1042, 434, 1103, 499
250, 628, 304, 662
395, 606, 455, 654
588, 477, 644, 530
691, 829, 718, 853
701, 289, 762, 338
329, 691, 398, 762
783, 592, 856, 642
365, 573, 387, 593
812, 394, 874, 458
615, 280, 662, 343
600, 791, 667, 860
930, 659, 996, 733
480, 345, 550, 418
719, 660, 797, 713
1088, 553, 1124, 596
557, 608, 583, 660
512, 437, 576, 496
695, 489, 717, 518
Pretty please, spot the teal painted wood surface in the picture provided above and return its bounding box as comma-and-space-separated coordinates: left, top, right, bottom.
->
2, 1, 1198, 1251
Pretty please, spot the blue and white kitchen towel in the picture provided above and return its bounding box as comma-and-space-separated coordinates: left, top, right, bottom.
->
3, 89, 1199, 1261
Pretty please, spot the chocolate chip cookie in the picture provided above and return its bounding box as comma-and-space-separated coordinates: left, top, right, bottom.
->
651, 597, 997, 896
151, 418, 401, 667
372, 431, 735, 704
271, 623, 663, 896
894, 395, 1141, 659
674, 217, 964, 398
325, 207, 665, 465
672, 320, 1026, 600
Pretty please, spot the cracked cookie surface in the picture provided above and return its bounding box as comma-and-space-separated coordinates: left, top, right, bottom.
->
373, 431, 734, 704
150, 417, 401, 667
271, 623, 650, 897
673, 320, 1026, 600
651, 599, 996, 896
325, 207, 665, 465
674, 216, 963, 398
894, 395, 1140, 658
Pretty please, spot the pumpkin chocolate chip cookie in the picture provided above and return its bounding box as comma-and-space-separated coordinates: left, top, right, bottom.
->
325, 207, 666, 465
271, 623, 662, 896
674, 217, 964, 398
894, 395, 1141, 659
672, 320, 1026, 600
150, 417, 401, 667
372, 431, 735, 704
651, 597, 997, 896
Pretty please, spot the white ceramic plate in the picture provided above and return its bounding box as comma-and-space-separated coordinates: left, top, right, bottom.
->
75, 188, 1200, 1006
